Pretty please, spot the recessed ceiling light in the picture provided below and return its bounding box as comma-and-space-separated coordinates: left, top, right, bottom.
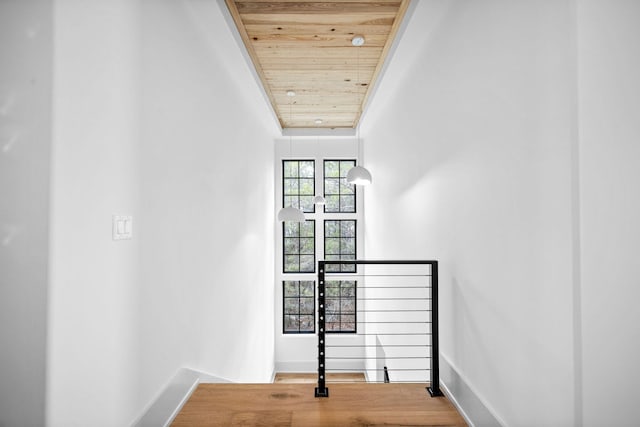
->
286, 90, 296, 97
315, 119, 323, 125
351, 35, 365, 46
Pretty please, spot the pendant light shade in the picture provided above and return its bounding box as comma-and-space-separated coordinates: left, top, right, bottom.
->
277, 206, 305, 222
313, 195, 326, 205
347, 165, 372, 186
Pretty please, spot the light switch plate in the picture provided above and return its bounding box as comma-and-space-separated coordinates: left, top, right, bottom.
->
113, 215, 132, 240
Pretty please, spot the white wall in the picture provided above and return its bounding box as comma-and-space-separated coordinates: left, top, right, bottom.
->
362, 1, 576, 425
138, 0, 277, 404
46, 0, 278, 426
577, 1, 640, 425
48, 0, 142, 425
0, 1, 52, 426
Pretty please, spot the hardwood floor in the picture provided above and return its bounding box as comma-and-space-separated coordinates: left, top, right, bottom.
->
172, 383, 467, 426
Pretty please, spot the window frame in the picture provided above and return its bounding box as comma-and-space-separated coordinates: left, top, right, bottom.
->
324, 219, 357, 274
282, 220, 316, 274
325, 280, 357, 334
282, 280, 316, 334
282, 159, 316, 213
323, 159, 357, 214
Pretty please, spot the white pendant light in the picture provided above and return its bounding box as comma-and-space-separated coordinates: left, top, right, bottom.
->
347, 35, 372, 186
278, 90, 306, 222
278, 206, 306, 222
347, 165, 372, 186
313, 195, 326, 205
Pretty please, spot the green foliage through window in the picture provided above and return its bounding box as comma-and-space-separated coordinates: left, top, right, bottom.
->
283, 281, 315, 333
324, 220, 356, 273
283, 160, 315, 213
283, 220, 315, 273
324, 160, 356, 213
326, 280, 357, 333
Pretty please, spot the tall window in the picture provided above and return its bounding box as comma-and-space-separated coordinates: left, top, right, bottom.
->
280, 158, 359, 334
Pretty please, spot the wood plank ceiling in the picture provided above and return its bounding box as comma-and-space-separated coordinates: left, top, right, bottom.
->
225, 1, 410, 130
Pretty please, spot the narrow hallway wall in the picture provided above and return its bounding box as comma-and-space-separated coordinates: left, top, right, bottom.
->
0, 1, 52, 425
362, 1, 576, 425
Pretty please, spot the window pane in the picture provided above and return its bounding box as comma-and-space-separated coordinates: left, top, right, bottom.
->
283, 196, 297, 210
300, 315, 314, 332
284, 298, 299, 314
300, 282, 314, 297
284, 222, 298, 237
299, 179, 314, 195
300, 298, 314, 314
299, 196, 314, 213
325, 221, 339, 237
284, 315, 299, 332
340, 161, 355, 177
300, 255, 315, 272
284, 281, 298, 297
284, 238, 299, 254
284, 255, 299, 272
325, 178, 339, 195
325, 195, 340, 213
340, 181, 354, 195
325, 160, 339, 177
300, 221, 315, 237
341, 221, 356, 237
284, 179, 299, 195
299, 238, 314, 254
325, 238, 339, 254
299, 161, 314, 177
284, 161, 298, 178
342, 238, 355, 254
340, 195, 355, 212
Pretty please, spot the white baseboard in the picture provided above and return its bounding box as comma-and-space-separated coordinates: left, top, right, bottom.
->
132, 367, 231, 427
439, 354, 506, 427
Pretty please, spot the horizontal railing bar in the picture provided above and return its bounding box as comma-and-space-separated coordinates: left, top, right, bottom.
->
353, 286, 430, 289
327, 368, 429, 372
326, 357, 430, 360
347, 333, 431, 336
356, 298, 431, 301
321, 260, 437, 265
355, 309, 431, 312
326, 344, 431, 348
356, 321, 429, 324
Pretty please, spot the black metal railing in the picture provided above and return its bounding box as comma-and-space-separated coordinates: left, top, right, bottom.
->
315, 260, 442, 398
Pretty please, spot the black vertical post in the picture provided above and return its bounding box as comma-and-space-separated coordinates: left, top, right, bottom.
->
315, 261, 329, 397
427, 261, 443, 397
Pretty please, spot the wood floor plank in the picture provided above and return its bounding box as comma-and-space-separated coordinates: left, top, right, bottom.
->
172, 383, 467, 426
